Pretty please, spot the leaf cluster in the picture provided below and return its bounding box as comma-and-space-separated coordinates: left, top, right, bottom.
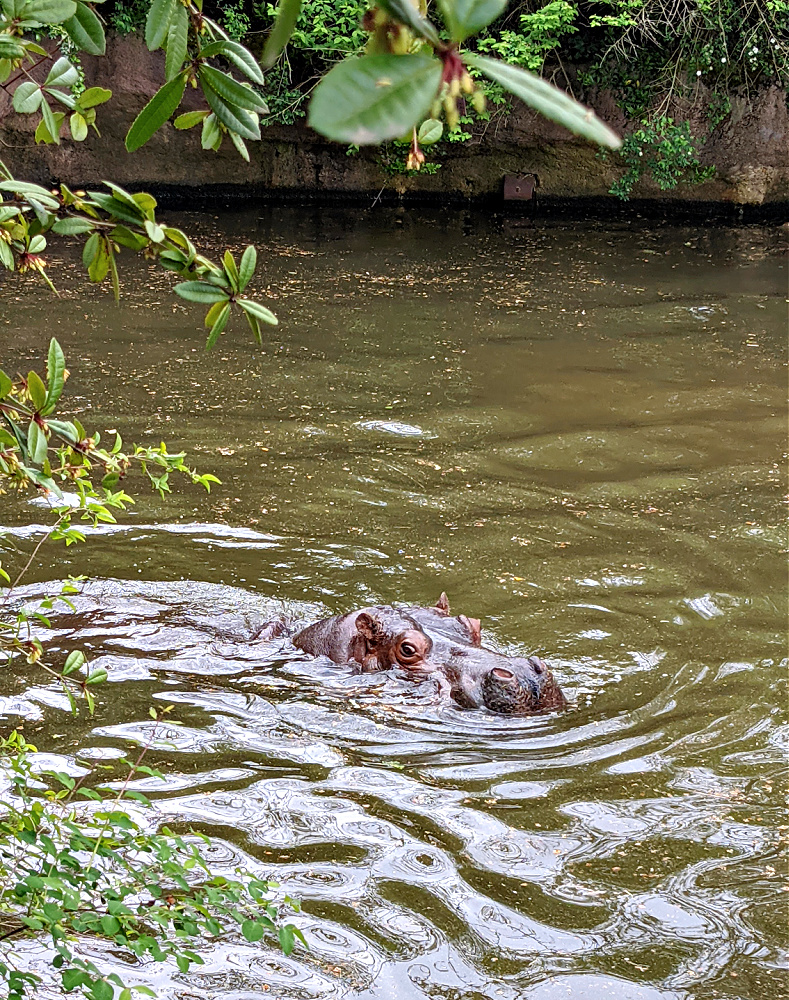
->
304, 0, 621, 148
0, 728, 304, 1000
0, 169, 277, 344
0, 337, 220, 500
607, 114, 714, 199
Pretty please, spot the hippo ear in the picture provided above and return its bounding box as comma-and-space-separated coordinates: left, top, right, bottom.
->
460, 615, 482, 647
355, 612, 382, 644
435, 593, 450, 614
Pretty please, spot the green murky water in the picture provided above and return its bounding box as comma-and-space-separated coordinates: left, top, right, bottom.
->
1, 208, 787, 1000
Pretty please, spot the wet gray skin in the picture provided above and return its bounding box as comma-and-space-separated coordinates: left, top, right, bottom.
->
292, 600, 567, 714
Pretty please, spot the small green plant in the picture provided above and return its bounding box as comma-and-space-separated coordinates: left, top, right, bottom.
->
106, 0, 150, 35
219, 0, 252, 39
262, 0, 368, 58
477, 0, 578, 72
261, 63, 308, 124
609, 116, 715, 200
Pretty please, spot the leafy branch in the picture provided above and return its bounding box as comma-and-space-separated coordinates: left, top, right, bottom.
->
0, 169, 278, 345
0, 723, 305, 1000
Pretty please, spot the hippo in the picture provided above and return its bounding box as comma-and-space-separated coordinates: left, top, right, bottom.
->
291, 594, 566, 716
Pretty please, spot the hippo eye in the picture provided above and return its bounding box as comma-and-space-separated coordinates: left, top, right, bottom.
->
492, 667, 514, 682
400, 643, 417, 657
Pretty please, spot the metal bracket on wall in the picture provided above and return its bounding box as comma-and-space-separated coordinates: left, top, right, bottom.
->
503, 174, 540, 202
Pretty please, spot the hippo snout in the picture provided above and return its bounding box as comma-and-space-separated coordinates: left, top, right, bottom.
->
481, 656, 567, 715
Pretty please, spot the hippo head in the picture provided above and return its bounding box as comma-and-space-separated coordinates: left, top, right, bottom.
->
348, 605, 566, 715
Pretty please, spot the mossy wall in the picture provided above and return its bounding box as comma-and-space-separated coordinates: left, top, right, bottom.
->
1, 36, 787, 207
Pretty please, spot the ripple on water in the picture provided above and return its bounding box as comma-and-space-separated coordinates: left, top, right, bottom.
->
2, 478, 785, 1000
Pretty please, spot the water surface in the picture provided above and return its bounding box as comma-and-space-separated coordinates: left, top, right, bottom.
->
1, 208, 787, 1000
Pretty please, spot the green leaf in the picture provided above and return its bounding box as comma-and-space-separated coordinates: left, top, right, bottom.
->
174, 281, 230, 304
198, 65, 268, 112
85, 667, 107, 685
110, 224, 147, 250
0, 371, 14, 399
241, 920, 265, 942
44, 86, 76, 109
35, 110, 65, 144
145, 0, 175, 50
87, 190, 143, 225
0, 241, 13, 270
418, 117, 442, 145
164, 1, 188, 80
89, 980, 114, 1000
82, 230, 99, 266
200, 77, 261, 141
229, 130, 249, 161
436, 0, 506, 41
376, 0, 441, 46
0, 36, 25, 59
28, 234, 46, 253
222, 249, 239, 288
87, 236, 109, 282
205, 300, 230, 349
27, 370, 47, 410
45, 56, 79, 88
125, 73, 186, 152
278, 924, 295, 955
22, 0, 76, 23
46, 418, 78, 440
201, 39, 265, 85
201, 112, 222, 150
12, 80, 43, 113
62, 1, 105, 55
237, 297, 278, 326
100, 181, 145, 217
308, 54, 442, 145
144, 219, 165, 242
465, 54, 622, 149
43, 337, 65, 414
108, 243, 119, 302
77, 86, 112, 109
61, 969, 91, 991
52, 216, 94, 235
70, 111, 88, 141
238, 244, 256, 291
133, 190, 157, 218
0, 180, 59, 209
203, 299, 226, 327
261, 0, 300, 68
62, 649, 85, 675
27, 421, 47, 464
40, 99, 61, 144
174, 110, 209, 129
100, 915, 120, 936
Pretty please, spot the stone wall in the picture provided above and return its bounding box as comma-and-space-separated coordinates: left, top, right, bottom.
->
2, 35, 787, 208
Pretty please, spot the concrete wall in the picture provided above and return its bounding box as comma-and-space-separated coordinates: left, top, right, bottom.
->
2, 36, 787, 207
